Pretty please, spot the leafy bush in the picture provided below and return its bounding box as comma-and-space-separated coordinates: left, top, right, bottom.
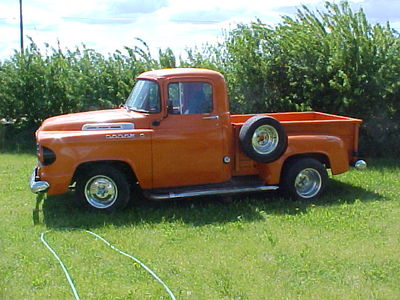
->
194, 2, 400, 157
0, 1, 399, 157
0, 38, 176, 128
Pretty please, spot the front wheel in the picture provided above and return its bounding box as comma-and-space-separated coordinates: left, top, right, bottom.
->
280, 158, 328, 201
75, 165, 130, 212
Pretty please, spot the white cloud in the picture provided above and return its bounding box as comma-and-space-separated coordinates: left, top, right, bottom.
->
0, 0, 399, 61
355, 0, 400, 22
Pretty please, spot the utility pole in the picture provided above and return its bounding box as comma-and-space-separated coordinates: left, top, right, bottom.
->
19, 0, 24, 53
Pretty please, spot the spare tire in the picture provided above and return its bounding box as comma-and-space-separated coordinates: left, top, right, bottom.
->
239, 115, 287, 163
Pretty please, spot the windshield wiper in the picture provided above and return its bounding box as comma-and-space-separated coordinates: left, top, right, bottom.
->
131, 108, 149, 113
121, 104, 131, 111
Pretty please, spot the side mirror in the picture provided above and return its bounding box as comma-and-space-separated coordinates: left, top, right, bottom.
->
152, 101, 173, 127
167, 101, 174, 114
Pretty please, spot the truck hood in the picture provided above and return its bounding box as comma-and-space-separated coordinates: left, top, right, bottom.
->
39, 108, 147, 131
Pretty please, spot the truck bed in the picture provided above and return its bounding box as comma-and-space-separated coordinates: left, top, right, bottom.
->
231, 111, 361, 136
231, 111, 360, 125
230, 111, 362, 177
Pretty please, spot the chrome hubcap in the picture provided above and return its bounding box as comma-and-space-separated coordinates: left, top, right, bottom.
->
295, 168, 322, 198
252, 125, 279, 155
84, 175, 118, 209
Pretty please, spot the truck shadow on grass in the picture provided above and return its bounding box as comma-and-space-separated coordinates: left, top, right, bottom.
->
40, 179, 384, 229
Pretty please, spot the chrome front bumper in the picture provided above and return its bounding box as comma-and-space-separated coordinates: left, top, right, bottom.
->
30, 167, 50, 193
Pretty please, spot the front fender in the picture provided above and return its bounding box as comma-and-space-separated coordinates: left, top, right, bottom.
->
36, 129, 153, 195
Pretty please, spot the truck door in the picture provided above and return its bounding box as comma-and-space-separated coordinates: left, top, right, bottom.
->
152, 80, 230, 188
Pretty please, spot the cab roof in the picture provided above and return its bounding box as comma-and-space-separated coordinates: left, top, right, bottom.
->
137, 68, 224, 81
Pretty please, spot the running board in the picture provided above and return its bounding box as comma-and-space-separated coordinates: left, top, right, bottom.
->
144, 185, 279, 200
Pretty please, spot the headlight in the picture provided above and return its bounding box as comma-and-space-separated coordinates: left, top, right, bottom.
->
38, 146, 56, 166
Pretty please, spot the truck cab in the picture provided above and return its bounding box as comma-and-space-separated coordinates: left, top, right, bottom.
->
30, 68, 366, 212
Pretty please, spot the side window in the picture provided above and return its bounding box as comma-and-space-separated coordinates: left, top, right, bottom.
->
168, 82, 213, 114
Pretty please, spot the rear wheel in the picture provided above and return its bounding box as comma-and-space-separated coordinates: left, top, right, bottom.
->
280, 158, 328, 201
75, 165, 130, 212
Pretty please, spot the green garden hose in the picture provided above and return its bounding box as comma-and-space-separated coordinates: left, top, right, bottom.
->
40, 228, 177, 300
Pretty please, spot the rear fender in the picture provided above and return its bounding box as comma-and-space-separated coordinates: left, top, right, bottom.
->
258, 135, 348, 185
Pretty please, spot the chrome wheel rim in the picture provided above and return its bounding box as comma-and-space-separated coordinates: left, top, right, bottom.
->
84, 175, 118, 209
294, 168, 322, 198
252, 125, 279, 155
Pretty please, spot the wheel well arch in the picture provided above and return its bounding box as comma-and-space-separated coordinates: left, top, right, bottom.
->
71, 160, 138, 186
282, 153, 331, 173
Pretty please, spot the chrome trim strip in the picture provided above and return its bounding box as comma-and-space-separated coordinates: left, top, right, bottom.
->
82, 123, 134, 131
30, 168, 50, 193
202, 115, 219, 120
145, 185, 279, 200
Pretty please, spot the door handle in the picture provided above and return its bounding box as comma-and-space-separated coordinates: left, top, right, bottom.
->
202, 115, 219, 120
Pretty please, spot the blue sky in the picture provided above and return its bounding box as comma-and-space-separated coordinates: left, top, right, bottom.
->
0, 0, 399, 61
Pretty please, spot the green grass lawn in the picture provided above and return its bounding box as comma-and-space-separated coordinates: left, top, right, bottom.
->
1, 153, 399, 299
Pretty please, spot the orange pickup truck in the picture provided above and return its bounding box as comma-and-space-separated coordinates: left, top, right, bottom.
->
30, 68, 366, 212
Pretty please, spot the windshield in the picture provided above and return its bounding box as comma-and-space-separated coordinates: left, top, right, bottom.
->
125, 80, 161, 113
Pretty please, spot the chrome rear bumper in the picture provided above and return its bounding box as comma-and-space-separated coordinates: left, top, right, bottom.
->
354, 160, 367, 171
30, 167, 49, 193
